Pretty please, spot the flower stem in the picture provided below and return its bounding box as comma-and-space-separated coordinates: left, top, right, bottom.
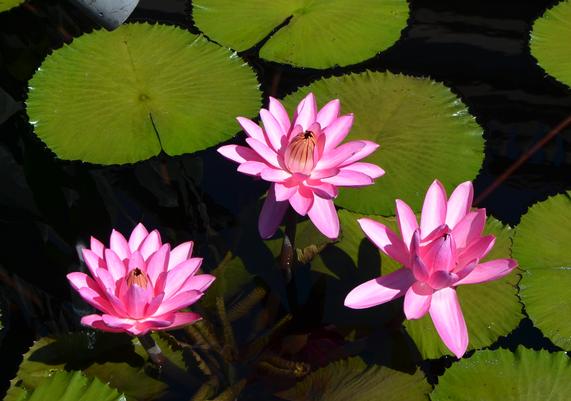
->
279, 208, 297, 283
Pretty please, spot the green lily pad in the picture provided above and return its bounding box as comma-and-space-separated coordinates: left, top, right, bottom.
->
530, 0, 571, 88
6, 371, 125, 401
402, 218, 522, 359
193, 0, 409, 69
431, 347, 571, 401
277, 357, 429, 401
282, 71, 484, 215
10, 333, 168, 401
513, 192, 571, 350
27, 22, 261, 165
0, 0, 23, 13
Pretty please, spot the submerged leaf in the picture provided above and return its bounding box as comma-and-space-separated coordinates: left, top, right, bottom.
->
277, 357, 429, 401
282, 72, 484, 215
432, 348, 571, 401
193, 0, 409, 69
27, 23, 261, 165
513, 192, 571, 350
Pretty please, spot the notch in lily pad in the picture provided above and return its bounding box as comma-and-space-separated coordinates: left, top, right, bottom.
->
68, 0, 140, 30
27, 23, 261, 165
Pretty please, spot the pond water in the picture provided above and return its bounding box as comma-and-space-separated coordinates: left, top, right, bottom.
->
0, 0, 570, 399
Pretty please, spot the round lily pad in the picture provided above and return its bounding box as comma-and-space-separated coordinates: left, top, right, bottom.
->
513, 192, 571, 350
431, 348, 571, 401
193, 0, 409, 69
277, 357, 429, 401
402, 217, 522, 359
27, 22, 261, 165
0, 0, 23, 13
282, 71, 484, 215
531, 0, 571, 88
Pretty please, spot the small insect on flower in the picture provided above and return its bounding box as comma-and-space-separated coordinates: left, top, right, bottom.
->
67, 223, 215, 336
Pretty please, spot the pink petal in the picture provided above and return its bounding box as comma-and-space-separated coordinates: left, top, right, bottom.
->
139, 230, 162, 260
411, 247, 430, 282
128, 251, 145, 271
81, 314, 125, 333
269, 97, 291, 136
274, 182, 297, 201
457, 235, 495, 268
82, 249, 104, 278
404, 282, 433, 319
455, 259, 517, 285
307, 196, 339, 239
258, 184, 289, 239
178, 274, 216, 293
145, 293, 165, 316
289, 189, 314, 216
125, 284, 152, 319
104, 249, 127, 281
451, 209, 486, 250
67, 272, 114, 314
305, 182, 338, 198
339, 140, 379, 166
162, 258, 203, 298
429, 287, 468, 358
146, 244, 171, 285
340, 162, 385, 179
316, 99, 340, 128
323, 114, 354, 152
420, 180, 447, 236
167, 241, 194, 270
154, 290, 203, 315
294, 93, 317, 131
396, 200, 419, 251
154, 312, 202, 332
321, 170, 373, 187
110, 230, 130, 260
245, 138, 281, 168
344, 268, 415, 309
130, 317, 176, 335
357, 218, 409, 267
128, 223, 149, 252
310, 167, 339, 180
237, 116, 265, 142
217, 144, 263, 164
445, 181, 474, 228
94, 267, 115, 292
101, 314, 136, 330
237, 160, 268, 176
260, 109, 286, 151
423, 234, 457, 273
428, 270, 458, 290
315, 141, 366, 171
261, 167, 291, 182
90, 237, 105, 258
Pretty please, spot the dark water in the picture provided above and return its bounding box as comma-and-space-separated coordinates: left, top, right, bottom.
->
0, 0, 570, 397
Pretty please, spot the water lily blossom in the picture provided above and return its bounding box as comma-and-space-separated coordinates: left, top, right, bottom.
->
218, 93, 384, 239
344, 180, 517, 358
67, 223, 215, 335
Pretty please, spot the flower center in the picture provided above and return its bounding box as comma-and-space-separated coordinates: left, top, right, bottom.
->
284, 131, 317, 174
126, 268, 149, 288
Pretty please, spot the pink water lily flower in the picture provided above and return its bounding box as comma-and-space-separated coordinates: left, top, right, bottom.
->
344, 180, 517, 358
67, 223, 215, 336
218, 93, 384, 239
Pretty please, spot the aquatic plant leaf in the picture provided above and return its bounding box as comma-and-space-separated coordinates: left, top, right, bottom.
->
0, 0, 23, 13
277, 357, 429, 401
402, 218, 522, 359
282, 72, 484, 215
193, 0, 409, 69
531, 0, 571, 88
5, 371, 125, 401
431, 348, 571, 401
26, 23, 261, 165
69, 0, 139, 30
10, 333, 167, 401
513, 192, 571, 350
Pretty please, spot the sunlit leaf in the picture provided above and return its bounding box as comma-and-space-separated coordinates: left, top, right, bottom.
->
193, 0, 409, 69
432, 348, 571, 401
27, 23, 261, 165
513, 192, 571, 350
282, 72, 484, 215
530, 0, 571, 88
0, 0, 23, 13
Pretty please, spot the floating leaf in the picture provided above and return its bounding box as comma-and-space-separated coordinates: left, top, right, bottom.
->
530, 0, 571, 88
11, 333, 167, 401
277, 357, 429, 401
513, 192, 571, 350
193, 0, 409, 69
402, 218, 522, 359
431, 348, 571, 401
27, 23, 261, 165
6, 371, 125, 401
69, 0, 139, 30
0, 0, 23, 13
282, 72, 484, 215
